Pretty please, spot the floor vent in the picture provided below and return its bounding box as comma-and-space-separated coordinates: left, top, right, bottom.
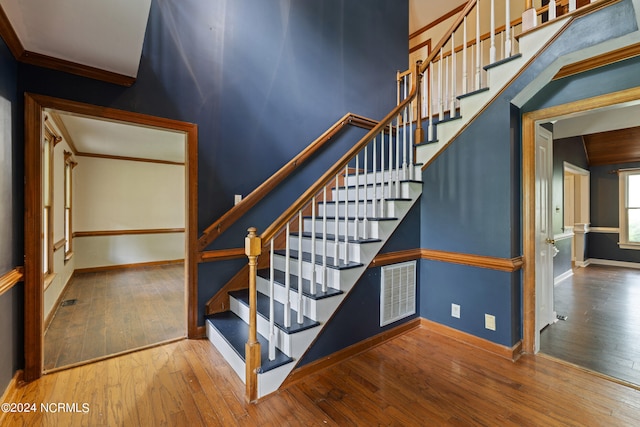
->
380, 261, 416, 326
61, 299, 77, 307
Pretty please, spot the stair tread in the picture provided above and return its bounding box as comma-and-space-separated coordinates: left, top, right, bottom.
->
291, 231, 382, 244
306, 215, 399, 221
206, 311, 293, 373
273, 249, 363, 270
257, 268, 343, 300
229, 289, 320, 334
457, 86, 490, 100
340, 180, 422, 190
484, 53, 522, 71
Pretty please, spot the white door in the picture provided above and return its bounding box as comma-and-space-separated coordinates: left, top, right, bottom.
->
535, 125, 556, 349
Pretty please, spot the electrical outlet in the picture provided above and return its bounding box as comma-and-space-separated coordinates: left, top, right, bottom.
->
485, 314, 496, 331
451, 303, 460, 318
234, 194, 242, 205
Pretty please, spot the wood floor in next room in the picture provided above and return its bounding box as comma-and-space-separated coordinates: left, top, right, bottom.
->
4, 326, 640, 426
541, 265, 640, 386
44, 263, 185, 370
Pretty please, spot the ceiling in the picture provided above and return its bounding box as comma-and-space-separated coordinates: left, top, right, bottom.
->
49, 110, 185, 163
552, 101, 640, 166
0, 0, 151, 78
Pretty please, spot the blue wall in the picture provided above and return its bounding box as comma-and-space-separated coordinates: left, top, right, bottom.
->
298, 200, 421, 367
17, 0, 409, 325
589, 162, 640, 263
0, 35, 22, 397
419, 0, 637, 348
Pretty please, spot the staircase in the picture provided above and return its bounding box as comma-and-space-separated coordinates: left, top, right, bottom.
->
203, 0, 616, 401
207, 157, 423, 397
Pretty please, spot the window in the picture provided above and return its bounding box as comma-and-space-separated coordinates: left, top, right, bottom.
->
619, 169, 640, 249
63, 151, 75, 260
43, 129, 54, 276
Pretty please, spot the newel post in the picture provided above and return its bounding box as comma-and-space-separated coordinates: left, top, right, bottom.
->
522, 0, 537, 32
414, 60, 425, 145
245, 227, 261, 402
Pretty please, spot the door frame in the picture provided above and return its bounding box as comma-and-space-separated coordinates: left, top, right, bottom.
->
24, 93, 199, 381
522, 86, 640, 353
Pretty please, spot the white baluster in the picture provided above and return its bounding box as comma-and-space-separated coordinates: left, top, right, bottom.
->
549, 0, 557, 20
363, 144, 369, 239
450, 32, 456, 116
322, 185, 328, 293
333, 174, 339, 266
505, 0, 512, 57
372, 136, 378, 219
476, 0, 482, 90
438, 49, 444, 121
428, 63, 434, 141
395, 118, 401, 199
402, 77, 408, 181
268, 240, 276, 360
409, 95, 414, 181
297, 211, 303, 324
388, 123, 394, 201
343, 164, 349, 265
310, 196, 316, 294
353, 155, 359, 240
462, 16, 468, 95
569, 0, 577, 12
284, 222, 291, 328
380, 129, 386, 218
490, 0, 496, 63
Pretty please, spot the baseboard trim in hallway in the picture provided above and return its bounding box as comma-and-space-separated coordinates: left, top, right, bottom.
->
420, 318, 523, 361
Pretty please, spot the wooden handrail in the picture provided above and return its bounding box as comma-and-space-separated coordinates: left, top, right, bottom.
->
260, 82, 418, 244
198, 113, 379, 251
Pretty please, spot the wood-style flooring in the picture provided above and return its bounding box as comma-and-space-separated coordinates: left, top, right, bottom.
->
4, 326, 640, 426
541, 265, 640, 386
44, 264, 185, 371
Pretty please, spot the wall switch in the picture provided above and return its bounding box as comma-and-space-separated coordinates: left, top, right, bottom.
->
234, 194, 242, 205
485, 314, 496, 331
451, 303, 460, 318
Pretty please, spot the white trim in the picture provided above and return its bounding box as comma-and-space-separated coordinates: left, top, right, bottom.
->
575, 259, 590, 268
587, 258, 640, 270
554, 269, 573, 286
563, 162, 589, 176
619, 243, 640, 250
590, 227, 619, 234
553, 231, 574, 241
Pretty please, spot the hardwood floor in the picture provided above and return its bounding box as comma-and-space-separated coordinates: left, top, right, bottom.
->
4, 326, 640, 426
44, 264, 186, 371
541, 265, 640, 386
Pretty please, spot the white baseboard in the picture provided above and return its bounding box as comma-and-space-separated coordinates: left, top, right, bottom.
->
586, 258, 640, 270
554, 269, 573, 286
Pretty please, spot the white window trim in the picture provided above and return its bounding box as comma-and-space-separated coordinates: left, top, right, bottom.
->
618, 168, 640, 250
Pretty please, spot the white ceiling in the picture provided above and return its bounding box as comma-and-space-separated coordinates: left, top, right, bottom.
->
53, 111, 185, 163
1, 0, 151, 77
552, 102, 640, 139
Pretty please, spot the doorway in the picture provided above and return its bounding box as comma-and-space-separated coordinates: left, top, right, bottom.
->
24, 93, 199, 381
522, 86, 640, 353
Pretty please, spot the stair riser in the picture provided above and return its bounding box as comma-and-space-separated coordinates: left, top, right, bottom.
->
344, 166, 421, 186
288, 235, 362, 263
332, 181, 415, 201
318, 200, 400, 218
272, 255, 344, 289
302, 217, 380, 239
230, 296, 319, 358
206, 322, 246, 383
256, 276, 337, 321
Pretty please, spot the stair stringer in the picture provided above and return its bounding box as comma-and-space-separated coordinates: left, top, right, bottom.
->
416, 16, 571, 167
